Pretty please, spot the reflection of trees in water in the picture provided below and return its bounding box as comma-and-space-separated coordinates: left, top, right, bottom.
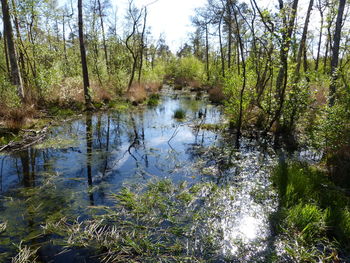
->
16, 148, 38, 188
85, 112, 94, 205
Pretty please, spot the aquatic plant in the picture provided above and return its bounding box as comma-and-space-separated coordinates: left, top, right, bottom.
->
0, 221, 7, 234
44, 179, 224, 262
147, 93, 160, 106
173, 108, 186, 119
11, 243, 38, 263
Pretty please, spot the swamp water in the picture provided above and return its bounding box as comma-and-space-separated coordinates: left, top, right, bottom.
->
0, 88, 288, 262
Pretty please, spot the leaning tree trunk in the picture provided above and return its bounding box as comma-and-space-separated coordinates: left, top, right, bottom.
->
1, 0, 24, 101
329, 0, 346, 107
78, 0, 93, 109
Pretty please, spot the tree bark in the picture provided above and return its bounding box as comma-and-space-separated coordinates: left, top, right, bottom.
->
97, 0, 109, 75
1, 0, 24, 101
78, 0, 93, 108
218, 12, 225, 78
269, 0, 299, 129
138, 7, 147, 83
295, 0, 313, 79
232, 6, 246, 148
329, 0, 346, 106
315, 4, 323, 71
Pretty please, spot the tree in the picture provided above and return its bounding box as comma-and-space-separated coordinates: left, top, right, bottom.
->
329, 0, 346, 106
1, 0, 25, 101
78, 0, 93, 108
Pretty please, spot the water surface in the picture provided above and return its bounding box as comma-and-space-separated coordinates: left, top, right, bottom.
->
0, 88, 280, 262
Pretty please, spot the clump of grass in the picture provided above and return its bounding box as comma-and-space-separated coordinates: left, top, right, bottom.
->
208, 86, 225, 104
0, 105, 37, 131
173, 108, 186, 119
285, 203, 326, 241
272, 161, 350, 260
147, 93, 160, 106
12, 243, 38, 263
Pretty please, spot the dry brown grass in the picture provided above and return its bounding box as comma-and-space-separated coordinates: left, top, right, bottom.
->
310, 83, 328, 107
208, 86, 225, 104
145, 82, 162, 93
0, 104, 37, 130
126, 83, 147, 105
188, 80, 202, 91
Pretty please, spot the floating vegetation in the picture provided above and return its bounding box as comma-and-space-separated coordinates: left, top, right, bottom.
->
44, 179, 231, 262
11, 243, 38, 263
34, 136, 79, 149
0, 221, 7, 233
147, 94, 160, 106
173, 108, 186, 120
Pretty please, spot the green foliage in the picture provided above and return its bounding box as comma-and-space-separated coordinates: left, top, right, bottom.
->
272, 161, 350, 255
173, 108, 186, 119
147, 94, 160, 106
316, 86, 350, 152
285, 203, 326, 241
166, 56, 205, 84
282, 79, 311, 130
0, 76, 21, 108
143, 62, 166, 83
222, 70, 255, 127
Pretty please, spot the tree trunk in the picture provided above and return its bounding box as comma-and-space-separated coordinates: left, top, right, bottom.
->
1, 0, 24, 101
205, 23, 210, 82
329, 0, 346, 106
269, 0, 299, 130
233, 6, 246, 149
315, 3, 324, 71
295, 0, 313, 79
226, 0, 232, 70
78, 0, 93, 108
97, 0, 109, 75
218, 12, 225, 78
138, 8, 147, 83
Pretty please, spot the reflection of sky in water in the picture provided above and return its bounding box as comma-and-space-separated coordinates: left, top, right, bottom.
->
0, 88, 280, 262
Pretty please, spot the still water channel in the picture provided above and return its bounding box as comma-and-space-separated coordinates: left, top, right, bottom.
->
0, 88, 285, 262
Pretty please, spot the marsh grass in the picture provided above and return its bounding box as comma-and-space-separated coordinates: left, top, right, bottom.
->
44, 179, 225, 262
11, 243, 38, 263
147, 94, 160, 107
173, 109, 186, 120
272, 161, 350, 261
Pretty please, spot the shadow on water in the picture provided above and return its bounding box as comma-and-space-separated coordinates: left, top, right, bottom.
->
0, 87, 313, 262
